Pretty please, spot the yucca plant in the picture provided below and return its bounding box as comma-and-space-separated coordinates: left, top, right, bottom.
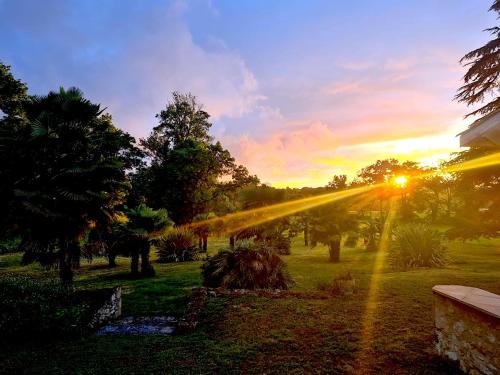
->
389, 223, 448, 269
202, 241, 292, 290
156, 228, 198, 263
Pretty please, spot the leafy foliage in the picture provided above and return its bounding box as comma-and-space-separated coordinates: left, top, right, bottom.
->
156, 229, 199, 263
108, 205, 172, 275
309, 204, 357, 262
389, 224, 447, 269
202, 241, 292, 289
317, 271, 357, 296
140, 92, 257, 225
0, 274, 92, 338
455, 1, 500, 117
0, 66, 142, 283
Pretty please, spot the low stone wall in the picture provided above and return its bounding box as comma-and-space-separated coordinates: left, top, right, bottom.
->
433, 285, 499, 375
88, 286, 122, 328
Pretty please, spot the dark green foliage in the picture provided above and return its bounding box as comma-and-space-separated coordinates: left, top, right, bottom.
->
0, 81, 140, 283
389, 224, 448, 269
258, 234, 291, 255
360, 218, 382, 251
202, 241, 292, 289
110, 205, 172, 276
0, 274, 92, 338
310, 204, 358, 262
0, 237, 21, 255
0, 62, 29, 117
156, 229, 198, 263
317, 271, 357, 296
455, 1, 500, 117
140, 93, 255, 225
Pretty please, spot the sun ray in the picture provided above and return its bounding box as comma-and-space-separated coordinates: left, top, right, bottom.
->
355, 196, 399, 372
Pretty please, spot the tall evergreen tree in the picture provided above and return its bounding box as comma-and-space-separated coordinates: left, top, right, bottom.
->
455, 1, 500, 117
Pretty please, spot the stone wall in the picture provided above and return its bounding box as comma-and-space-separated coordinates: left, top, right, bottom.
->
88, 286, 122, 328
433, 285, 499, 375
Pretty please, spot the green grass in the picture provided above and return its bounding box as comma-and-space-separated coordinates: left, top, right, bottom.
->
0, 236, 499, 374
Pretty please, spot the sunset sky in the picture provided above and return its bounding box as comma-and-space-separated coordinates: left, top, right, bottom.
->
1, 0, 497, 187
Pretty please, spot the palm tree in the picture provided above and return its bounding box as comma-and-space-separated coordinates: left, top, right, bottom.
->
5, 87, 135, 284
309, 204, 357, 262
113, 205, 172, 276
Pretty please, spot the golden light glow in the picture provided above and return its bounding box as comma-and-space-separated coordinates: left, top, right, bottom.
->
441, 151, 500, 174
393, 175, 408, 188
186, 150, 500, 236
355, 197, 398, 371
188, 184, 381, 235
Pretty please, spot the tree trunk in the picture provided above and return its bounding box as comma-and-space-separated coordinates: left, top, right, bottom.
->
328, 240, 340, 262
71, 244, 81, 269
59, 246, 74, 285
202, 235, 208, 252
304, 223, 309, 246
198, 237, 203, 250
108, 252, 117, 268
130, 249, 139, 276
140, 243, 155, 277
229, 236, 235, 250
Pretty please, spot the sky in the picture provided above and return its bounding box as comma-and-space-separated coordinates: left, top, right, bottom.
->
0, 0, 497, 187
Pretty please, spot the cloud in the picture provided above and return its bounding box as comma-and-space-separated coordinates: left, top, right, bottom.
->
0, 0, 263, 138
0, 1, 475, 187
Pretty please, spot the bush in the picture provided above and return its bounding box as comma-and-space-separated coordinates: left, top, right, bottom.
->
317, 271, 357, 296
156, 229, 199, 263
259, 234, 291, 255
0, 237, 21, 254
202, 241, 292, 290
0, 274, 94, 338
389, 224, 447, 269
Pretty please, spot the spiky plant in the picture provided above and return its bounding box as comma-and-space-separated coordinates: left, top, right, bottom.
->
156, 228, 198, 263
202, 241, 292, 290
389, 224, 448, 269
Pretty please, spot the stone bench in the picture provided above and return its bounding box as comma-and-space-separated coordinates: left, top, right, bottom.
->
433, 285, 499, 375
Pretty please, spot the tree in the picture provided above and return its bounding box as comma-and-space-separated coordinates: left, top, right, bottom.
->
116, 205, 172, 276
327, 174, 347, 190
309, 203, 357, 262
455, 1, 500, 117
142, 92, 256, 225
0, 62, 29, 118
0, 63, 30, 239
444, 148, 500, 240
357, 159, 421, 185
1, 77, 137, 283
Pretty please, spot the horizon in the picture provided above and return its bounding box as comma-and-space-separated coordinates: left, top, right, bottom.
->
1, 0, 497, 187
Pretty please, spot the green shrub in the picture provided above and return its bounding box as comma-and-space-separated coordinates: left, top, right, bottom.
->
156, 229, 199, 263
0, 274, 92, 338
317, 271, 357, 296
258, 234, 291, 255
389, 224, 447, 269
202, 241, 292, 289
0, 237, 21, 255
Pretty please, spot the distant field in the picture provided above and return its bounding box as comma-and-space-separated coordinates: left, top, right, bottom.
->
1, 236, 499, 374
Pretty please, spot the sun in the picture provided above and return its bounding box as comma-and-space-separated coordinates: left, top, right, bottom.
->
393, 176, 408, 188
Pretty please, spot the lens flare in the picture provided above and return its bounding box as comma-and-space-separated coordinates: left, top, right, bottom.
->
441, 151, 500, 174
393, 176, 408, 188
186, 150, 500, 236
188, 184, 381, 235
355, 196, 398, 371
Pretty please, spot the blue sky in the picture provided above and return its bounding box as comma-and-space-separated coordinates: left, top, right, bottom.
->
0, 0, 497, 186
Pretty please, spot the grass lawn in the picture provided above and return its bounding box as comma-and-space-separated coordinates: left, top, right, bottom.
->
0, 236, 499, 374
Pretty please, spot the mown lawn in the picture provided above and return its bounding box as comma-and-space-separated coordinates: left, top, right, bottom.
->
0, 236, 499, 374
